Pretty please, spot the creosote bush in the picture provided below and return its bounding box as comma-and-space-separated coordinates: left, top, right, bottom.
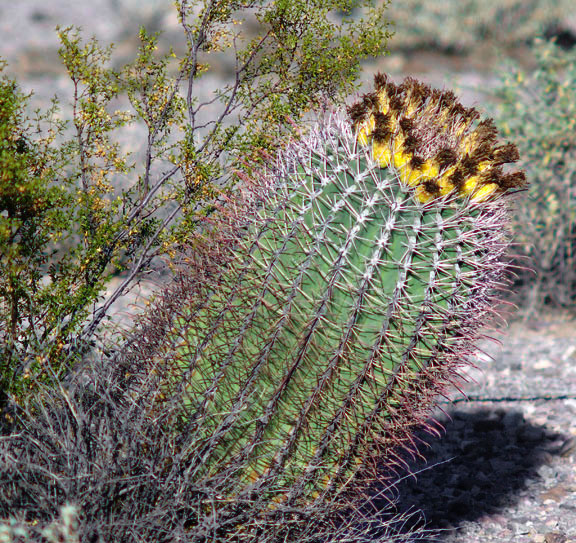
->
0, 0, 390, 415
488, 39, 576, 313
0, 67, 71, 408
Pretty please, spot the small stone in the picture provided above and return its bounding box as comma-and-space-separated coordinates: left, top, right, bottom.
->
484, 513, 507, 527
503, 410, 524, 428
519, 425, 545, 443
448, 497, 471, 517
534, 359, 553, 369
540, 485, 568, 503
544, 533, 567, 543
537, 464, 557, 479
559, 437, 576, 457
562, 345, 576, 360
461, 439, 478, 454
533, 448, 555, 464
474, 418, 503, 432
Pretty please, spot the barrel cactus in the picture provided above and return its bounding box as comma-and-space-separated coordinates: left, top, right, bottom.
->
85, 74, 524, 539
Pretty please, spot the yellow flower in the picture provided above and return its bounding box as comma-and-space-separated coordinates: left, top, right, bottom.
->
348, 74, 526, 202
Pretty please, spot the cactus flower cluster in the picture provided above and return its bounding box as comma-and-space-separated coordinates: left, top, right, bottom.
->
349, 74, 526, 202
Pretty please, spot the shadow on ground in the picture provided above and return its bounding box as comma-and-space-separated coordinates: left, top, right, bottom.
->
369, 407, 568, 541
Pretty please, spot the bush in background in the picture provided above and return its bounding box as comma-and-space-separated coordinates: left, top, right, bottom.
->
387, 0, 573, 53
489, 39, 576, 314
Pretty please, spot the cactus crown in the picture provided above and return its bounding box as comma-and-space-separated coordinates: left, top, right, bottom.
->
348, 73, 526, 202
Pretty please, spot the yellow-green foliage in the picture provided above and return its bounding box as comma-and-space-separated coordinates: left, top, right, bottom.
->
0, 65, 73, 403
387, 0, 573, 52
489, 39, 576, 312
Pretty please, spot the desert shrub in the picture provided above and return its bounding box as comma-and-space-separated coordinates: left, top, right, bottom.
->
489, 39, 576, 313
0, 0, 390, 413
0, 68, 71, 409
386, 0, 573, 53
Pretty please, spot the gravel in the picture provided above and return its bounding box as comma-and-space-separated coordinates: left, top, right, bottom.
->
376, 311, 576, 543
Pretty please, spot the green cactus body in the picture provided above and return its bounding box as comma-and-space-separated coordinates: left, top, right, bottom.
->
151, 76, 524, 507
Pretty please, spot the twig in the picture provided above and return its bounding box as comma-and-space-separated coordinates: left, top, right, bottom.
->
441, 393, 576, 404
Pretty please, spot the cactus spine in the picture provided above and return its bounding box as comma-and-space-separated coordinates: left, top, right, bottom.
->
128, 75, 524, 513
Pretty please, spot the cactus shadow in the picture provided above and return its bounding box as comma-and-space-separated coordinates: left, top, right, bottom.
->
370, 407, 568, 540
